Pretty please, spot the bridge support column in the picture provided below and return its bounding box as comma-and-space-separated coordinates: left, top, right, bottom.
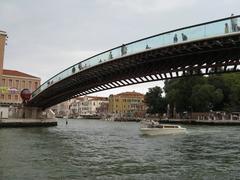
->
8, 106, 55, 119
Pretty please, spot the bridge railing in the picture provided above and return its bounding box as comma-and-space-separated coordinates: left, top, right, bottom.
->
32, 15, 240, 98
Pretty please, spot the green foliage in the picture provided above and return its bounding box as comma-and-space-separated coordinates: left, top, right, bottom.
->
164, 76, 206, 112
190, 84, 223, 112
145, 73, 240, 114
221, 73, 240, 112
144, 86, 167, 114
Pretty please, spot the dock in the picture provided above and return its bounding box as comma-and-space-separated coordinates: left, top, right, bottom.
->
107, 116, 240, 125
0, 118, 57, 128
159, 119, 240, 126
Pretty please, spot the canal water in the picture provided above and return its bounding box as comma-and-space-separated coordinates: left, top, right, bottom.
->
0, 119, 240, 179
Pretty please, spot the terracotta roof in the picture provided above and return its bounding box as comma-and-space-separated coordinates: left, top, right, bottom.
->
88, 96, 108, 99
115, 91, 144, 97
3, 69, 40, 79
76, 96, 108, 101
76, 97, 84, 100
89, 97, 108, 101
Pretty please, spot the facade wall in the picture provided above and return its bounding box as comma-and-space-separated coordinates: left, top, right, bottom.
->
69, 96, 108, 116
96, 102, 109, 115
0, 75, 40, 104
108, 92, 146, 117
88, 99, 108, 114
51, 100, 72, 117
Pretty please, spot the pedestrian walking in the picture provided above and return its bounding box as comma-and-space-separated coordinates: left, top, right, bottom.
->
173, 34, 178, 43
230, 14, 238, 32
224, 23, 229, 33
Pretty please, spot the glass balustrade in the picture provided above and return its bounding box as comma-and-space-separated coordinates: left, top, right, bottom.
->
31, 15, 240, 98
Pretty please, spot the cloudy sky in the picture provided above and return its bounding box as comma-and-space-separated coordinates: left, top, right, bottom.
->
0, 0, 239, 96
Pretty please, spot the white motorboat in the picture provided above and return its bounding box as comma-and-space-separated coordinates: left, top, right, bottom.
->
140, 123, 186, 135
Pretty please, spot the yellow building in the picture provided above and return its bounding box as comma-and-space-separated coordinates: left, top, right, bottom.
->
108, 91, 146, 117
0, 31, 41, 105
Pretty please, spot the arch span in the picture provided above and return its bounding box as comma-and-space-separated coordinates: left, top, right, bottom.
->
28, 15, 240, 108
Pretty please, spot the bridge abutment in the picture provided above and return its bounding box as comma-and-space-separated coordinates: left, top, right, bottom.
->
0, 105, 57, 127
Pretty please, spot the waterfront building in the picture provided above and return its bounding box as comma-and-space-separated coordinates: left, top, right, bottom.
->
96, 102, 109, 116
70, 96, 108, 117
0, 31, 41, 105
0, 70, 41, 105
108, 91, 146, 117
51, 100, 73, 118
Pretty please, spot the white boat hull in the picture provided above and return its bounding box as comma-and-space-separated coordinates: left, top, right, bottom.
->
140, 127, 186, 135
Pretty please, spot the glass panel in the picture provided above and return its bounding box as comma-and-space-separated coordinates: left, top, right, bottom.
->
32, 16, 240, 98
206, 20, 227, 37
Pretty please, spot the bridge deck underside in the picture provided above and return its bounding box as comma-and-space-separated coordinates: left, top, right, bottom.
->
28, 34, 240, 109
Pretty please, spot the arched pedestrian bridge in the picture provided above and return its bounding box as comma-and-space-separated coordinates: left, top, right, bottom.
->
28, 15, 240, 109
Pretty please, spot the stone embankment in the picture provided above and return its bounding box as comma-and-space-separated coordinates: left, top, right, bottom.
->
0, 118, 57, 128
159, 119, 240, 125
108, 117, 240, 125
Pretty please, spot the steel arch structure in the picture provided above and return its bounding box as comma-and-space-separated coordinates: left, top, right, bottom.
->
27, 15, 240, 109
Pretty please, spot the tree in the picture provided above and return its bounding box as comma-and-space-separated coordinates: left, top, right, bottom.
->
144, 86, 167, 114
190, 84, 224, 112
221, 73, 240, 112
145, 72, 240, 114
164, 76, 206, 112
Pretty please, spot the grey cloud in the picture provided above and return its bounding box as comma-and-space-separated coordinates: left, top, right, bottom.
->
0, 0, 239, 96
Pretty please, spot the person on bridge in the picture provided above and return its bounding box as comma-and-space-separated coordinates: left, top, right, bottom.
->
225, 23, 229, 33
230, 14, 238, 32
181, 33, 188, 41
173, 34, 178, 43
145, 44, 151, 49
78, 63, 82, 70
109, 51, 113, 59
121, 44, 127, 55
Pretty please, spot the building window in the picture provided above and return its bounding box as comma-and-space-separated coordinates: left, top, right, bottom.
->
16, 80, 19, 89
15, 95, 18, 101
29, 81, 32, 89
34, 82, 38, 89
1, 94, 4, 99
8, 95, 11, 100
2, 79, 5, 85
22, 80, 25, 88
9, 79, 13, 87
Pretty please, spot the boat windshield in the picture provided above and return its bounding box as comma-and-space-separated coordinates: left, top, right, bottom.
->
163, 125, 179, 128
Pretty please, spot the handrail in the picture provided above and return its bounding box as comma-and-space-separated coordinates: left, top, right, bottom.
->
31, 15, 240, 98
